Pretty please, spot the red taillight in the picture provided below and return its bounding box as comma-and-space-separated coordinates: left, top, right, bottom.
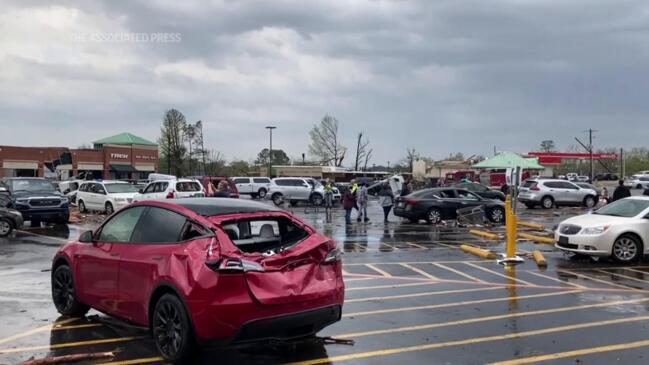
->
166, 190, 175, 199
530, 184, 540, 191
405, 198, 418, 206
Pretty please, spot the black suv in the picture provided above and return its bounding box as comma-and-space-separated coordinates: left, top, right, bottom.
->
0, 178, 69, 226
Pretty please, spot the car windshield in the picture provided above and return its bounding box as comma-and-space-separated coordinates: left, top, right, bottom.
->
594, 199, 649, 218
105, 183, 138, 194
8, 179, 55, 193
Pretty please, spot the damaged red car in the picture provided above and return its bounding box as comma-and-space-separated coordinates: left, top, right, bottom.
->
51, 198, 344, 363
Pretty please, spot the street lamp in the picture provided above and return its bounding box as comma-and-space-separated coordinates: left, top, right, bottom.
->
265, 126, 276, 177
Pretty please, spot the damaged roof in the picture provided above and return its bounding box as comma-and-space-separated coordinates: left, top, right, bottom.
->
173, 198, 281, 216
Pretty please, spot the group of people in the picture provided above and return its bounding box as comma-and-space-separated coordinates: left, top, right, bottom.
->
338, 179, 414, 225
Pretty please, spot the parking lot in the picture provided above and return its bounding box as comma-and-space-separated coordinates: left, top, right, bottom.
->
2, 199, 649, 364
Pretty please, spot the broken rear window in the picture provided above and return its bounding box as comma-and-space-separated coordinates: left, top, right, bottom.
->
221, 216, 309, 254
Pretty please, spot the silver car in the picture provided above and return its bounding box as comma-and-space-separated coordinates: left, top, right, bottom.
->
267, 177, 325, 206
518, 179, 599, 209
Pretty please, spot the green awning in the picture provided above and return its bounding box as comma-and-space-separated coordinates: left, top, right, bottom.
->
473, 151, 545, 170
109, 164, 138, 173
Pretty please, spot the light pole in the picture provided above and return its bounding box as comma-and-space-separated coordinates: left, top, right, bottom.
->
265, 126, 276, 177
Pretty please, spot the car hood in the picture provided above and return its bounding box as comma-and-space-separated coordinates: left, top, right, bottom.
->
12, 191, 62, 199
561, 213, 634, 227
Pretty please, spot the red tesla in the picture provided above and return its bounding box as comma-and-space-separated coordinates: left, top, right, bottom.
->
51, 198, 344, 363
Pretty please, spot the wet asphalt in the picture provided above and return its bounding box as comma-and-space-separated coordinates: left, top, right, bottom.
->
2, 196, 649, 364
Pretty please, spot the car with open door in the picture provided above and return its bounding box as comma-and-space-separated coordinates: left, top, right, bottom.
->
51, 198, 344, 363
393, 188, 506, 224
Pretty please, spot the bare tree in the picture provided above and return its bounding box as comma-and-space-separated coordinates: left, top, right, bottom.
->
308, 115, 346, 166
354, 131, 371, 171
405, 148, 420, 173
195, 120, 207, 175
205, 150, 225, 176
540, 140, 556, 152
363, 148, 374, 171
183, 123, 197, 175
159, 109, 187, 176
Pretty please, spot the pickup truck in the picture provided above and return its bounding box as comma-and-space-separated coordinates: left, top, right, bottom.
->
0, 177, 70, 226
232, 177, 271, 198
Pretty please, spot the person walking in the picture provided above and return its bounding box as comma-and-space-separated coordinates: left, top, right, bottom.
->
378, 183, 394, 223
323, 179, 334, 209
357, 182, 369, 222
611, 180, 631, 202
400, 180, 411, 197
601, 186, 609, 204
342, 187, 355, 225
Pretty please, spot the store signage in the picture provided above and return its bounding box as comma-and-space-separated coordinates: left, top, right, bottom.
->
111, 153, 129, 159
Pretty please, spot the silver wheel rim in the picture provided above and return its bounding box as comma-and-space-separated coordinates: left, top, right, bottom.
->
613, 238, 638, 261
259, 190, 266, 198
543, 198, 552, 208
106, 204, 113, 214
586, 197, 595, 207
79, 202, 85, 212
0, 221, 10, 235
492, 209, 503, 222
273, 195, 282, 204
428, 210, 440, 223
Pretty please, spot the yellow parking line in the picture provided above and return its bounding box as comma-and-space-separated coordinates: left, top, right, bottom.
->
558, 270, 643, 291
342, 290, 581, 318
399, 263, 438, 280
432, 242, 456, 249
0, 317, 79, 346
346, 281, 438, 292
364, 264, 393, 278
344, 260, 488, 266
338, 297, 649, 338
490, 339, 649, 365
464, 263, 535, 286
404, 242, 427, 249
0, 336, 144, 354
345, 287, 502, 303
285, 316, 649, 365
595, 268, 649, 284
101, 357, 163, 365
432, 262, 485, 283
16, 230, 68, 243
344, 277, 379, 282
380, 242, 398, 250
526, 271, 587, 289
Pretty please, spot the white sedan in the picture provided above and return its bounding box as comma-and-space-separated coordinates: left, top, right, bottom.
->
555, 197, 649, 263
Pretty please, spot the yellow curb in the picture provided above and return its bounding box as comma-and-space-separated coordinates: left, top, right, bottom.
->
469, 229, 500, 240
517, 221, 545, 230
518, 232, 555, 245
460, 244, 497, 260
532, 250, 547, 267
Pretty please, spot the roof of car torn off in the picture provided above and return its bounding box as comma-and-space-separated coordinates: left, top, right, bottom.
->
172, 198, 281, 216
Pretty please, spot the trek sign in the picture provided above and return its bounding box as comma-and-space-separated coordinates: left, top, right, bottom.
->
110, 153, 129, 160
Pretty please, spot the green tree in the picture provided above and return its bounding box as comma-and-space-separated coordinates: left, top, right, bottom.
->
255, 148, 290, 166
229, 160, 250, 176
159, 109, 187, 176
540, 140, 556, 152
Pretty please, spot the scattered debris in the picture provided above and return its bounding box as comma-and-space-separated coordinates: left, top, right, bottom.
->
17, 352, 115, 365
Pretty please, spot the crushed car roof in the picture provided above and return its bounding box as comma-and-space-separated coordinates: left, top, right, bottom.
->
172, 198, 281, 216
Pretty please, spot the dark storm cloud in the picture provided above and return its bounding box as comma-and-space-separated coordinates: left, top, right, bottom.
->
2, 0, 648, 163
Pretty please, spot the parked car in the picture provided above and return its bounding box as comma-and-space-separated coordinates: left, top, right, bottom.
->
318, 180, 342, 203
576, 176, 590, 182
453, 182, 506, 201
393, 188, 506, 224
133, 178, 205, 202
557, 175, 567, 180
59, 180, 86, 204
518, 179, 598, 209
232, 177, 271, 198
0, 177, 69, 225
51, 198, 343, 363
267, 177, 326, 206
574, 182, 602, 198
594, 173, 619, 181
566, 173, 578, 181
555, 197, 649, 262
625, 175, 649, 189
76, 181, 140, 215
0, 202, 23, 237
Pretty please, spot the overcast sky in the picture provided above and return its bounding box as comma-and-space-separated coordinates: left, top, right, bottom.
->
1, 0, 648, 165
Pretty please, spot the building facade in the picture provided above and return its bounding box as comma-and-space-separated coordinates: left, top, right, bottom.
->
0, 133, 159, 180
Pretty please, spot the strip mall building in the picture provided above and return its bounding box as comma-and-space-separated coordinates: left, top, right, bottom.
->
0, 133, 159, 180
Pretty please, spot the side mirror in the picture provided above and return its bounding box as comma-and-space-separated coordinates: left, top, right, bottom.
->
138, 188, 144, 194
79, 230, 94, 243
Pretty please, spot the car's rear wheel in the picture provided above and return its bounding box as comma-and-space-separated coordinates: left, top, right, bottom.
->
489, 207, 505, 224
0, 218, 13, 237
105, 202, 114, 215
637, 184, 643, 190
541, 196, 554, 209
271, 193, 283, 206
611, 234, 642, 263
258, 188, 267, 199
51, 265, 89, 316
78, 200, 87, 213
425, 208, 442, 224
310, 193, 323, 206
152, 294, 195, 364
583, 195, 596, 208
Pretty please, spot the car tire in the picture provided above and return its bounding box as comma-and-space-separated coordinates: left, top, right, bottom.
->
310, 193, 324, 206
583, 195, 596, 208
541, 196, 554, 209
78, 200, 87, 213
637, 184, 643, 190
425, 208, 442, 224
56, 214, 69, 225
489, 207, 505, 224
525, 203, 535, 209
152, 294, 196, 364
105, 202, 114, 215
51, 265, 89, 316
258, 188, 267, 199
0, 218, 14, 237
271, 193, 284, 206
290, 200, 299, 207
611, 234, 643, 263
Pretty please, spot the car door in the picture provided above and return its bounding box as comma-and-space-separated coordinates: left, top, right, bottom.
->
558, 181, 580, 203
436, 189, 461, 219
74, 206, 146, 313
85, 183, 101, 210
117, 206, 207, 324
234, 178, 252, 194
138, 182, 156, 200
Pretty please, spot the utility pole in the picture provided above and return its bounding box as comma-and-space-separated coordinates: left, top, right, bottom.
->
588, 128, 594, 182
620, 148, 625, 178
265, 126, 276, 178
